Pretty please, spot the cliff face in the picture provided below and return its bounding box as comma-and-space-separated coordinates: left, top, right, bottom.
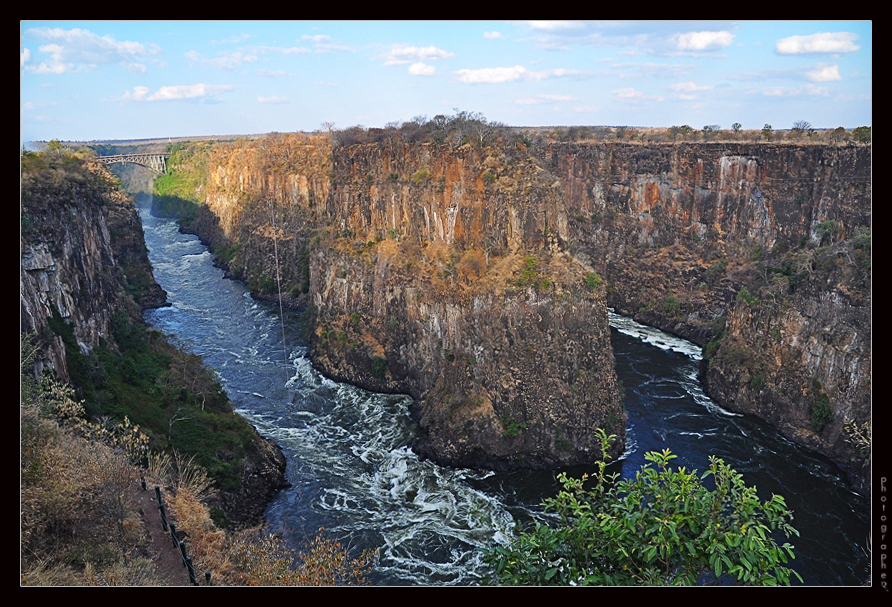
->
177, 136, 869, 487
20, 157, 167, 381
541, 142, 871, 491
187, 134, 625, 470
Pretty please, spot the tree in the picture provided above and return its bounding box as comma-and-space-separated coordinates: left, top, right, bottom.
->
761, 124, 773, 141
830, 127, 848, 145
791, 121, 815, 140
852, 126, 871, 143
46, 138, 64, 154
702, 125, 722, 140
669, 125, 694, 141
484, 430, 802, 586
732, 123, 742, 136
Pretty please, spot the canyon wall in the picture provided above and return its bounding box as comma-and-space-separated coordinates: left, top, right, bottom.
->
21, 157, 167, 381
20, 154, 289, 527
187, 134, 626, 471
541, 142, 871, 491
177, 135, 870, 488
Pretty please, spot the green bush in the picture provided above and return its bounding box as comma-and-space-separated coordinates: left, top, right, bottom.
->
484, 430, 802, 586
664, 294, 681, 317
810, 381, 834, 433
371, 356, 386, 379
583, 272, 602, 292
502, 417, 527, 439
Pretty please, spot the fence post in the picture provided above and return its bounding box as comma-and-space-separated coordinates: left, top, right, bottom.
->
186, 556, 198, 586
169, 523, 179, 548
205, 571, 212, 586
159, 503, 169, 532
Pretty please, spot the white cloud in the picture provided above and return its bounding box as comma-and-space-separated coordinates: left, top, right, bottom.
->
186, 50, 258, 70
775, 32, 860, 54
515, 94, 575, 105
523, 21, 585, 31
673, 31, 735, 52
762, 84, 829, 97
258, 95, 287, 103
455, 65, 529, 83
259, 69, 289, 76
806, 64, 842, 82
382, 45, 454, 65
21, 47, 30, 67
314, 43, 353, 54
612, 87, 664, 102
22, 100, 56, 111
671, 81, 712, 92
454, 66, 583, 83
613, 87, 643, 98
27, 61, 84, 75
122, 83, 236, 101
23, 27, 161, 74
484, 31, 503, 39
302, 35, 330, 43
124, 62, 147, 74
408, 62, 436, 76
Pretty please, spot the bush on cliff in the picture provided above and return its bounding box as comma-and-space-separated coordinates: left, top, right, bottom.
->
484, 430, 801, 586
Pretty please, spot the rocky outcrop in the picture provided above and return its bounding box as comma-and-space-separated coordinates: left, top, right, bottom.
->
541, 142, 871, 492
183, 134, 626, 471
20, 153, 289, 528
20, 157, 166, 381
169, 135, 870, 489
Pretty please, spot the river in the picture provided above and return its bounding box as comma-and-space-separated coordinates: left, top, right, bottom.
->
139, 206, 870, 586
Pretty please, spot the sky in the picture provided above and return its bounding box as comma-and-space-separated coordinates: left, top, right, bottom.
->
20, 20, 872, 144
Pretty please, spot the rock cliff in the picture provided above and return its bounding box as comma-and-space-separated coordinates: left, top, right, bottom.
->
21, 155, 167, 381
181, 133, 626, 470
541, 142, 871, 492
168, 135, 870, 488
20, 152, 289, 527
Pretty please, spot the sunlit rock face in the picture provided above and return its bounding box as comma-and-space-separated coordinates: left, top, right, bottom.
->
183, 135, 870, 486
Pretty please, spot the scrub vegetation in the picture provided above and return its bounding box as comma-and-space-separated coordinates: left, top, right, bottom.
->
484, 430, 801, 586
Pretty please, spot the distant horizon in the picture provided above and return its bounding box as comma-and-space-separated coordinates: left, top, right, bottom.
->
22, 21, 870, 145
28, 124, 866, 148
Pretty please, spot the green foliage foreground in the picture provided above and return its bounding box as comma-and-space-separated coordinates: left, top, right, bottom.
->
484, 430, 802, 586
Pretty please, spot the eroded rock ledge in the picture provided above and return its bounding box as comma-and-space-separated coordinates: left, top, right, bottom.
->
173, 135, 869, 489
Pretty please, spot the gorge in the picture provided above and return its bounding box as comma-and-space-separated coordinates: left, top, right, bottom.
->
20, 126, 871, 584
157, 130, 870, 493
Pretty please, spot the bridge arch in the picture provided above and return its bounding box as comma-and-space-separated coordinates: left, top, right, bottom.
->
97, 153, 170, 175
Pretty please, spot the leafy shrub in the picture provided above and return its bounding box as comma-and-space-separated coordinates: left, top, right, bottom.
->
583, 271, 602, 292
664, 294, 681, 317
810, 381, 834, 433
502, 417, 527, 439
484, 430, 802, 586
737, 288, 759, 307
229, 530, 376, 586
410, 168, 430, 184
371, 357, 386, 379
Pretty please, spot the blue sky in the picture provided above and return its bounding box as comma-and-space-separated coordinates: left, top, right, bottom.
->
20, 20, 872, 144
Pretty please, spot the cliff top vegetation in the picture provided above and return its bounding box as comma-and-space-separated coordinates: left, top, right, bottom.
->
325, 112, 870, 149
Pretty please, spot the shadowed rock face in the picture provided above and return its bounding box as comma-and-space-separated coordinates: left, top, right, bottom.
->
180, 135, 869, 486
20, 156, 289, 529
540, 142, 871, 492
21, 159, 167, 382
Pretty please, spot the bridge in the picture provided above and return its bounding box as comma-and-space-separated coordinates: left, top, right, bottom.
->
97, 153, 171, 175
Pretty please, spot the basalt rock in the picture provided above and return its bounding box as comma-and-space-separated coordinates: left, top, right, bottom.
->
174, 135, 870, 489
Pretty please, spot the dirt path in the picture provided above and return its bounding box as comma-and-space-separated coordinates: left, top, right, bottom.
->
134, 485, 201, 586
